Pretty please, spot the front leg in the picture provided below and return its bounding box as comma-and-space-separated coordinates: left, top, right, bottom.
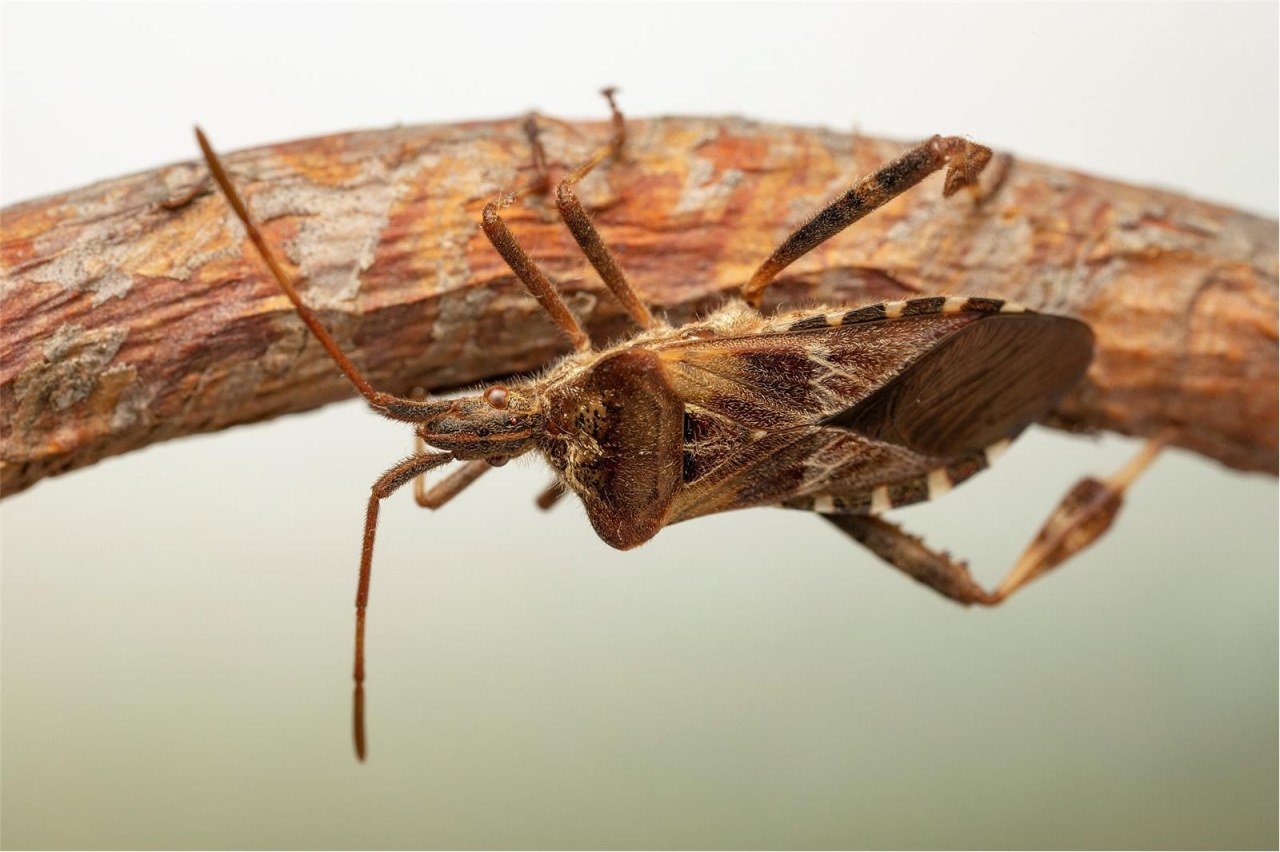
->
827, 437, 1166, 605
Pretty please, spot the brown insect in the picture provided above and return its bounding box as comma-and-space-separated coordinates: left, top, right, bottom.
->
196, 92, 1163, 760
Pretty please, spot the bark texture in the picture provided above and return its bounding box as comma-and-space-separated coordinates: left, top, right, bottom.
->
2, 115, 1276, 497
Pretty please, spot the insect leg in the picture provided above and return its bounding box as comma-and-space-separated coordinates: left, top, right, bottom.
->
825, 436, 1168, 606
993, 435, 1167, 600
481, 126, 592, 352
826, 514, 1000, 605
403, 387, 493, 508
523, 115, 553, 195
354, 451, 456, 761
534, 478, 568, 510
555, 88, 654, 330
195, 129, 445, 423
412, 438, 492, 508
740, 135, 994, 308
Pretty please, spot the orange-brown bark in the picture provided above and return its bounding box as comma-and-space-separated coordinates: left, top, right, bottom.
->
2, 116, 1276, 496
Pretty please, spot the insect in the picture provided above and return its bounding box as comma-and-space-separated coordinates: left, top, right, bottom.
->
196, 92, 1164, 759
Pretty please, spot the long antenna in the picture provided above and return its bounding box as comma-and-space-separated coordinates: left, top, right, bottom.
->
195, 127, 444, 423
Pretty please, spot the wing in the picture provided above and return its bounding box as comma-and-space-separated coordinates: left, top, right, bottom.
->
660, 300, 1092, 451
661, 299, 1093, 524
658, 310, 980, 430
669, 426, 940, 524
824, 312, 1094, 455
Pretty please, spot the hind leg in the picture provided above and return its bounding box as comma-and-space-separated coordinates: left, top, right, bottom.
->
741, 135, 993, 308
826, 437, 1167, 605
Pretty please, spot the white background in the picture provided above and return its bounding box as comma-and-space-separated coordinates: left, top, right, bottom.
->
3, 3, 1277, 849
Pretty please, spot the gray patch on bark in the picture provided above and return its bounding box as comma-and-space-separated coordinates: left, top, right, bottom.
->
248, 151, 444, 312
672, 157, 744, 219
107, 364, 155, 432
11, 324, 130, 434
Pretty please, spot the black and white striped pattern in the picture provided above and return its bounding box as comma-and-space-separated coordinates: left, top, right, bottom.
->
785, 295, 1028, 333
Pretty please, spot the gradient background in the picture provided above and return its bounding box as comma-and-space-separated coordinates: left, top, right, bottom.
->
3, 3, 1277, 849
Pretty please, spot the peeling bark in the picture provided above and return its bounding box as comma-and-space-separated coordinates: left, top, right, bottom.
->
2, 115, 1276, 497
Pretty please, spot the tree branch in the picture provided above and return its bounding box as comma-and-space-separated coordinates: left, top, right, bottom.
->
2, 115, 1276, 496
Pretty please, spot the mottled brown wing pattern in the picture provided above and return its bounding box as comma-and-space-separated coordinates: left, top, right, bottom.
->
826, 313, 1094, 456
669, 425, 942, 524
661, 296, 1093, 526
657, 311, 980, 430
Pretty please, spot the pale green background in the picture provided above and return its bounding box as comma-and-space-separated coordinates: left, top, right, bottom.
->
3, 3, 1277, 849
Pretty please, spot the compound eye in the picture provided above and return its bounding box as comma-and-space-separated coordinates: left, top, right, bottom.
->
483, 384, 509, 410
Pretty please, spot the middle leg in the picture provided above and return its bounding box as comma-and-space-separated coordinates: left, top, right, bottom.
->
554, 88, 654, 330
534, 478, 568, 510
481, 122, 592, 352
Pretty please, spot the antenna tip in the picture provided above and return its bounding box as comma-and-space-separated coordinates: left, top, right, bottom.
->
353, 683, 368, 763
